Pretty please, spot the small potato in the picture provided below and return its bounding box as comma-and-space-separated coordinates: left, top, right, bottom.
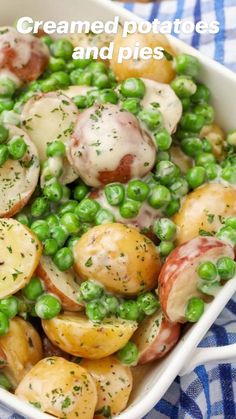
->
69, 32, 113, 63
110, 33, 176, 83
173, 183, 236, 245
170, 145, 193, 174
0, 317, 43, 387
62, 85, 93, 99
74, 223, 161, 296
132, 310, 181, 364
0, 218, 42, 298
81, 356, 132, 417
158, 236, 234, 323
15, 356, 97, 419
42, 312, 137, 359
200, 123, 225, 161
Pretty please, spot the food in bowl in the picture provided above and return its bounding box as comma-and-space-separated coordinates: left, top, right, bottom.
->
0, 24, 235, 419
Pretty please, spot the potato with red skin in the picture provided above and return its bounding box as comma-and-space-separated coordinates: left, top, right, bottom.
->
0, 27, 49, 84
132, 310, 181, 364
67, 104, 156, 187
158, 236, 234, 323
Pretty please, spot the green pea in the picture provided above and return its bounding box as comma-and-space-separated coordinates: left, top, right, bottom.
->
155, 129, 172, 151
164, 199, 180, 217
127, 179, 150, 202
197, 261, 218, 282
137, 292, 160, 316
175, 129, 197, 141
104, 183, 125, 206
0, 312, 9, 335
98, 89, 118, 104
0, 98, 14, 113
216, 226, 236, 246
169, 178, 189, 199
7, 137, 27, 160
0, 296, 19, 319
153, 218, 176, 241
0, 144, 9, 166
175, 54, 200, 78
48, 57, 66, 72
35, 294, 61, 319
23, 276, 44, 301
186, 166, 206, 189
95, 208, 115, 225
119, 199, 140, 219
46, 140, 66, 157
75, 198, 99, 222
221, 166, 236, 184
85, 301, 107, 322
50, 225, 69, 248
225, 217, 236, 230
159, 241, 175, 257
191, 84, 210, 103
0, 373, 12, 390
205, 163, 221, 180
0, 78, 16, 97
41, 78, 58, 93
79, 222, 92, 235
197, 281, 220, 297
73, 185, 89, 202
61, 185, 71, 202
121, 98, 141, 115
58, 200, 78, 216
120, 78, 145, 99
180, 112, 205, 132
194, 103, 215, 125
50, 39, 73, 61
93, 73, 110, 89
70, 69, 92, 86
41, 35, 53, 46
31, 220, 50, 242
73, 95, 88, 109
87, 61, 107, 74
156, 150, 170, 162
50, 70, 70, 88
195, 152, 216, 166
216, 257, 236, 280
80, 280, 104, 302
155, 161, 180, 186
86, 89, 100, 107
181, 97, 191, 112
0, 124, 9, 143
139, 107, 162, 131
60, 212, 80, 234
15, 213, 30, 226
67, 236, 80, 250
31, 197, 49, 218
226, 130, 236, 147
148, 185, 171, 209
181, 137, 203, 157
185, 297, 204, 322
43, 181, 63, 202
43, 238, 58, 256
45, 214, 59, 228
117, 342, 139, 365
171, 76, 197, 98
103, 295, 119, 314
53, 247, 74, 271
202, 139, 213, 153
118, 301, 140, 321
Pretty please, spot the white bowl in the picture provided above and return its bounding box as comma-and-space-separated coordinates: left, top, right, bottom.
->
1, 1, 236, 418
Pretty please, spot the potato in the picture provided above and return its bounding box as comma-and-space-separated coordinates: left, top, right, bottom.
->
0, 317, 43, 387
16, 356, 97, 419
81, 356, 132, 417
170, 145, 193, 174
0, 218, 42, 298
36, 256, 83, 312
74, 223, 161, 296
42, 312, 137, 359
69, 32, 113, 63
158, 236, 234, 323
110, 32, 176, 83
67, 104, 156, 187
42, 335, 71, 360
0, 125, 40, 217
132, 310, 181, 364
200, 123, 225, 161
173, 183, 236, 245
62, 85, 93, 99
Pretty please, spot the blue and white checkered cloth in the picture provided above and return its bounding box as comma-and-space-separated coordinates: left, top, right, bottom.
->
1, 1, 236, 418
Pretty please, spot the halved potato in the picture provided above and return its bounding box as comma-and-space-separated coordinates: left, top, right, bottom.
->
0, 125, 40, 217
200, 123, 225, 161
0, 317, 43, 388
16, 356, 97, 419
74, 223, 161, 296
158, 236, 234, 323
170, 145, 193, 174
173, 183, 236, 245
132, 310, 181, 364
81, 356, 132, 417
36, 256, 83, 312
42, 312, 138, 359
0, 218, 42, 298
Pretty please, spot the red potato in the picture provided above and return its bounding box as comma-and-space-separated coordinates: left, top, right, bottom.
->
67, 104, 156, 187
132, 310, 181, 364
0, 27, 49, 83
158, 236, 235, 323
36, 256, 83, 312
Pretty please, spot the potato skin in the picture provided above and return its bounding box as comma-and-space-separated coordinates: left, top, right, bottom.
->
74, 223, 161, 296
15, 356, 97, 419
42, 312, 137, 359
81, 356, 132, 417
200, 123, 225, 161
173, 183, 236, 245
110, 33, 176, 83
0, 317, 43, 388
